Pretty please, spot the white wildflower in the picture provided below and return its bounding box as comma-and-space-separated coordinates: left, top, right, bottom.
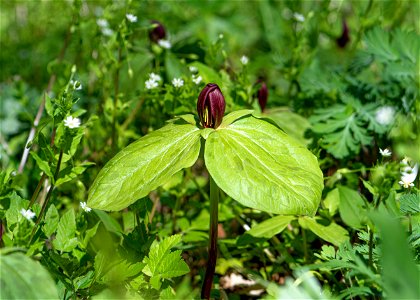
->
126, 13, 137, 23
240, 55, 249, 65
399, 163, 418, 188
20, 208, 36, 221
157, 39, 171, 49
96, 19, 109, 28
70, 80, 82, 90
192, 75, 202, 85
101, 28, 114, 36
172, 78, 184, 88
293, 12, 305, 22
379, 148, 392, 157
149, 72, 161, 82
375, 106, 395, 126
145, 79, 158, 90
80, 202, 92, 212
189, 66, 198, 73
64, 116, 81, 129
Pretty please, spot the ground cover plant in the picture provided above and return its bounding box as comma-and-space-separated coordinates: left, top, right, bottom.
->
0, 0, 419, 299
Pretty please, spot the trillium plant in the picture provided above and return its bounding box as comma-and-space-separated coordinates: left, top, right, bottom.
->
87, 83, 324, 298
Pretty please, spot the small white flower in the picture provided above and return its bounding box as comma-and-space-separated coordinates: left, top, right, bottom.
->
192, 75, 202, 85
375, 106, 395, 126
172, 78, 184, 88
64, 116, 81, 129
157, 39, 171, 49
189, 66, 198, 73
145, 79, 158, 90
20, 208, 36, 221
125, 13, 137, 23
70, 80, 82, 90
149, 72, 162, 82
219, 33, 224, 39
96, 19, 109, 28
101, 28, 114, 36
399, 163, 418, 188
293, 12, 305, 22
80, 202, 92, 212
379, 148, 392, 157
240, 55, 249, 65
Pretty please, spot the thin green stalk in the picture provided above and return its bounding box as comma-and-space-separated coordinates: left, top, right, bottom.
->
302, 227, 308, 263
368, 226, 374, 270
201, 176, 219, 300
29, 149, 64, 243
111, 47, 122, 152
28, 173, 47, 208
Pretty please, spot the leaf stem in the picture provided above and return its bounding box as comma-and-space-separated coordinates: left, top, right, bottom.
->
368, 226, 374, 270
201, 176, 219, 300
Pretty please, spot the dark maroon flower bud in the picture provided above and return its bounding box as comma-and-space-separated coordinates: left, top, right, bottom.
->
336, 19, 350, 48
197, 83, 226, 128
257, 82, 268, 112
149, 20, 166, 43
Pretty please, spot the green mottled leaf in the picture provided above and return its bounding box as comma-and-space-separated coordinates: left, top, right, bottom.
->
88, 122, 201, 211
53, 209, 78, 252
0, 251, 59, 299
205, 116, 323, 215
298, 216, 349, 246
338, 186, 367, 229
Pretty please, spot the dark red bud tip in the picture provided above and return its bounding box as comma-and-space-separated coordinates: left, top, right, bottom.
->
149, 20, 166, 43
336, 20, 350, 48
257, 82, 268, 112
197, 83, 226, 128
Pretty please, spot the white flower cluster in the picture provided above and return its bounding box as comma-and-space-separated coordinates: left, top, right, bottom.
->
379, 148, 391, 157
126, 14, 137, 23
189, 66, 202, 85
80, 202, 92, 212
20, 208, 36, 221
375, 106, 395, 126
240, 55, 249, 65
145, 72, 162, 90
64, 116, 81, 129
172, 78, 184, 88
399, 158, 418, 189
293, 12, 305, 22
96, 18, 113, 36
158, 39, 171, 49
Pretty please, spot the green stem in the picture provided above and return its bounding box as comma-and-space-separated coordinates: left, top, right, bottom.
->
368, 227, 374, 270
302, 227, 308, 263
111, 47, 122, 152
201, 176, 219, 300
28, 173, 47, 208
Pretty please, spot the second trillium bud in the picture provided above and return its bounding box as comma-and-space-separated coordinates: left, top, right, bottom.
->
197, 83, 226, 129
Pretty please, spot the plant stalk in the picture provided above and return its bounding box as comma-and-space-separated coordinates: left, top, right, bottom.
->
201, 176, 219, 300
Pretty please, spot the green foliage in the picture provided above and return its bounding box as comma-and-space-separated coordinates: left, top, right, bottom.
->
0, 250, 59, 299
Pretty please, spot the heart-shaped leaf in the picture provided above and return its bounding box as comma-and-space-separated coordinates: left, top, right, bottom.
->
88, 121, 201, 211
205, 116, 323, 216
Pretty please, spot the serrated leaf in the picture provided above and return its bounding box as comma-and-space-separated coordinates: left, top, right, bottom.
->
142, 234, 189, 281
298, 216, 349, 246
30, 152, 54, 179
5, 192, 29, 225
338, 186, 367, 229
364, 27, 399, 62
88, 122, 201, 211
205, 116, 323, 216
399, 193, 420, 215
43, 204, 59, 237
53, 209, 77, 252
0, 251, 59, 299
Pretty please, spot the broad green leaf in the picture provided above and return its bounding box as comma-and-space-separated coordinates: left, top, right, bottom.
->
205, 116, 323, 216
142, 234, 189, 282
237, 215, 295, 246
53, 209, 78, 252
5, 192, 29, 225
88, 122, 201, 211
95, 210, 123, 236
338, 186, 367, 229
219, 110, 254, 127
43, 204, 59, 237
29, 152, 54, 179
189, 61, 222, 85
399, 193, 420, 215
323, 188, 340, 216
0, 251, 59, 299
370, 211, 420, 299
298, 216, 349, 246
